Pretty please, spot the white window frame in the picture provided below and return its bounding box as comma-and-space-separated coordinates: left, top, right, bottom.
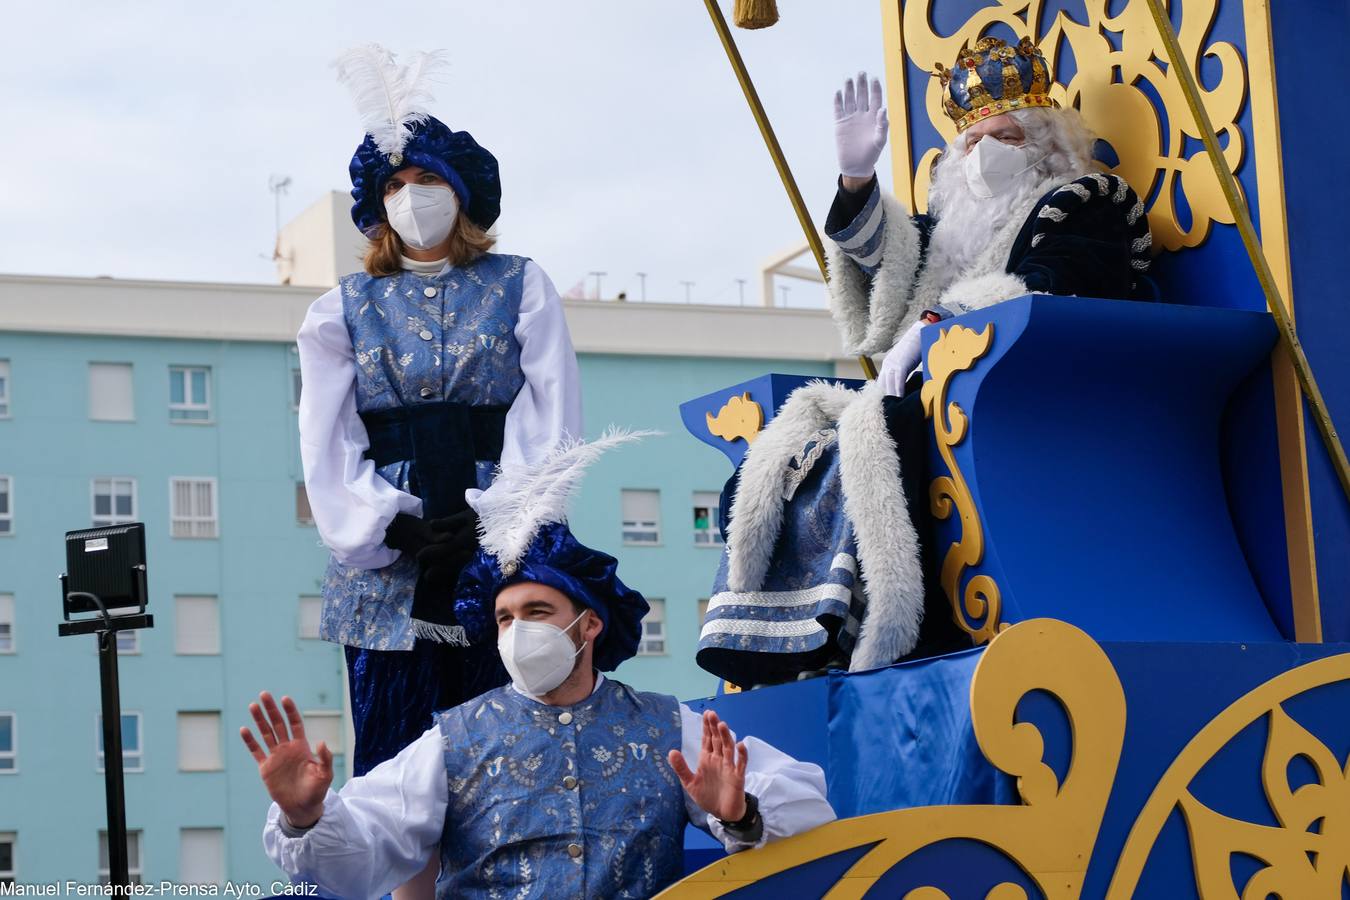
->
169, 366, 213, 423
97, 711, 143, 773
637, 598, 667, 656
177, 711, 224, 772
88, 362, 135, 422
621, 489, 662, 546
98, 829, 143, 886
175, 595, 220, 656
91, 477, 138, 527
0, 831, 14, 885
0, 359, 10, 419
298, 595, 323, 640
0, 594, 14, 654
0, 712, 16, 774
692, 491, 724, 546
291, 367, 303, 411
170, 477, 219, 539
0, 475, 12, 536
302, 710, 345, 758
179, 827, 225, 886
115, 630, 140, 655
295, 482, 314, 525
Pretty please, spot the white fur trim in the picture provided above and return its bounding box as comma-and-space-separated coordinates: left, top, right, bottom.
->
936, 270, 1030, 314
726, 382, 857, 592
837, 380, 923, 668
826, 192, 922, 356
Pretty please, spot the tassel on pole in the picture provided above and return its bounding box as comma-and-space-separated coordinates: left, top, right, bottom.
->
733, 0, 779, 29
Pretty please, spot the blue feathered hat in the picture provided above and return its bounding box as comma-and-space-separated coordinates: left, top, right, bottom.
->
454, 430, 656, 671
336, 46, 502, 237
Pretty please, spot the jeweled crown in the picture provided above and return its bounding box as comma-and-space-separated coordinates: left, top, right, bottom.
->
936, 36, 1059, 133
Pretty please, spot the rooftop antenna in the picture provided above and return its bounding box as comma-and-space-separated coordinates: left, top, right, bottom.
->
680, 280, 695, 304
735, 278, 747, 306
588, 271, 608, 300
636, 272, 648, 302
268, 175, 292, 260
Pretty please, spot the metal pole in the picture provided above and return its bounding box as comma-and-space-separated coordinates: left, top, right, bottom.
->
702, 0, 878, 379
98, 630, 131, 886
1143, 0, 1350, 506
637, 272, 647, 302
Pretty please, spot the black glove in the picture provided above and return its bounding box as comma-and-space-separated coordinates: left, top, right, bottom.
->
417, 509, 481, 594
383, 513, 442, 556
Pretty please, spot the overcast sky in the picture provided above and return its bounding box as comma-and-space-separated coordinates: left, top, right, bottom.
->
0, 1, 893, 308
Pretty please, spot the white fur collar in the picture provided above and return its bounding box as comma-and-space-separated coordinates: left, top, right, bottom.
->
825, 192, 922, 356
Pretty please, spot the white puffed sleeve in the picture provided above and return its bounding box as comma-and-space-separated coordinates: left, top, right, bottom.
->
678, 705, 836, 852
263, 723, 447, 899
468, 260, 583, 511
297, 287, 423, 570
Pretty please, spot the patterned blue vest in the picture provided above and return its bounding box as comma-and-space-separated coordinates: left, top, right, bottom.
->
320, 254, 529, 650
434, 679, 688, 899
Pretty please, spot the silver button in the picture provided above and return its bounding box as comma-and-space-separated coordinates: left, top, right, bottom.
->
423, 286, 437, 298
419, 387, 434, 399
563, 775, 577, 790
419, 329, 433, 340
566, 843, 582, 859
558, 712, 573, 725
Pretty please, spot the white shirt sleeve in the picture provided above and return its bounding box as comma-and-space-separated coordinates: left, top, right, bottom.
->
263, 724, 447, 899
677, 705, 837, 852
467, 261, 583, 512
297, 287, 423, 570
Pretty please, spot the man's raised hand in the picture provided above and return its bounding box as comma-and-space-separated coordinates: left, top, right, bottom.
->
834, 71, 889, 180
668, 710, 749, 823
240, 692, 333, 829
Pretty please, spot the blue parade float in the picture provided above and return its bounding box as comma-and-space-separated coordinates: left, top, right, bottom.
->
662, 0, 1350, 895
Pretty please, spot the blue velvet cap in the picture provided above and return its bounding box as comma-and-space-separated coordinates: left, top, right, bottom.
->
349, 116, 502, 238
455, 522, 649, 671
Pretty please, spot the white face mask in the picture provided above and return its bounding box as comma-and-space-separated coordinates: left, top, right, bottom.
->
498, 611, 588, 697
383, 183, 459, 250
963, 137, 1044, 199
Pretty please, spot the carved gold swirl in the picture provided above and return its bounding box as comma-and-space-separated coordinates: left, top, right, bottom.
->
898, 0, 1246, 252
920, 323, 1004, 644
657, 618, 1126, 899
706, 391, 764, 445
1107, 652, 1350, 898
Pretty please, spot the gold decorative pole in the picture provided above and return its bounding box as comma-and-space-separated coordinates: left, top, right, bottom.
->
1143, 0, 1350, 505
702, 0, 879, 380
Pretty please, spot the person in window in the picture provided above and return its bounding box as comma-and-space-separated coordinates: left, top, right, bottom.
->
297, 44, 580, 812
246, 433, 835, 898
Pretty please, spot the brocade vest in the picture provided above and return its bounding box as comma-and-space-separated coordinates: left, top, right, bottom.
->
320, 254, 529, 650
434, 678, 688, 899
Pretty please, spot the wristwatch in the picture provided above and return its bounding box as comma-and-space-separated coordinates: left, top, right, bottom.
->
717, 791, 761, 832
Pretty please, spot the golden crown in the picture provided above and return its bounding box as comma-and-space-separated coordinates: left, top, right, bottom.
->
935, 36, 1059, 133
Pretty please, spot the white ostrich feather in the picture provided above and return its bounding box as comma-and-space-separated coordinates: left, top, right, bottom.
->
334, 44, 448, 158
478, 428, 658, 571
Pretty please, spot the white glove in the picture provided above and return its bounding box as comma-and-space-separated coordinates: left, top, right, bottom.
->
879, 319, 925, 397
834, 72, 889, 178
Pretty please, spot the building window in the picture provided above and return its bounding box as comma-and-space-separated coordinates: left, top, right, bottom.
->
692, 491, 723, 545
116, 630, 139, 654
621, 489, 661, 545
175, 596, 220, 655
637, 598, 666, 656
0, 832, 14, 885
179, 828, 224, 886
291, 368, 303, 410
298, 595, 323, 640
0, 360, 10, 419
98, 830, 143, 885
97, 712, 143, 772
0, 476, 12, 535
178, 712, 223, 772
295, 482, 313, 525
89, 363, 134, 421
303, 711, 344, 759
0, 595, 13, 654
170, 478, 218, 538
92, 478, 137, 527
0, 713, 15, 772
169, 366, 212, 422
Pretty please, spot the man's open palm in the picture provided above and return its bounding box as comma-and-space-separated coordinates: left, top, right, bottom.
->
668, 710, 748, 823
240, 692, 332, 828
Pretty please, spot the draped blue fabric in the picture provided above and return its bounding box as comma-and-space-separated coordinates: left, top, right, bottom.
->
435, 678, 687, 899
826, 648, 1017, 818
320, 255, 528, 652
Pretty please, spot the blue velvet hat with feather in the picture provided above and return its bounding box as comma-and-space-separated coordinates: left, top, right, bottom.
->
455, 430, 655, 671
335, 45, 502, 237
